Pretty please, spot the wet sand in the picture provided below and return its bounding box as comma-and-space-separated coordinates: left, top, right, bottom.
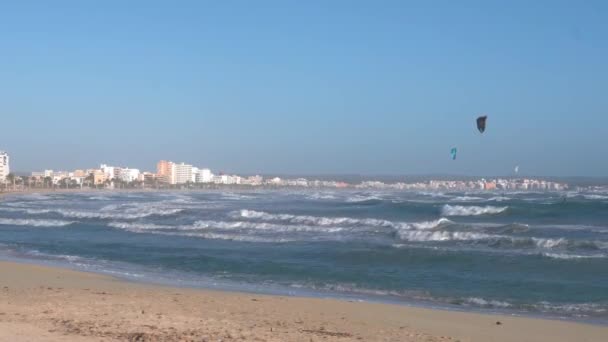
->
0, 261, 606, 341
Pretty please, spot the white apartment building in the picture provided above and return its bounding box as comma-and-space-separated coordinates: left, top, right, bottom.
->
119, 168, 140, 183
200, 168, 213, 183
191, 167, 199, 183
100, 164, 116, 180
193, 168, 213, 183
0, 151, 9, 182
173, 163, 193, 184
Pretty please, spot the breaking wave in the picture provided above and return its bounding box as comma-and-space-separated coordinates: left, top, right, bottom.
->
0, 218, 75, 227
583, 194, 608, 200
542, 252, 606, 260
233, 209, 452, 231
450, 196, 485, 202
345, 195, 383, 203
397, 230, 494, 242
441, 205, 508, 216
55, 208, 183, 219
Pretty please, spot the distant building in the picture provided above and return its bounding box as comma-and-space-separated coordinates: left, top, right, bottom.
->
157, 160, 174, 184
119, 168, 140, 183
139, 172, 156, 183
100, 164, 116, 180
193, 168, 213, 183
173, 163, 192, 184
484, 181, 497, 190
191, 167, 199, 183
93, 170, 106, 186
0, 151, 9, 182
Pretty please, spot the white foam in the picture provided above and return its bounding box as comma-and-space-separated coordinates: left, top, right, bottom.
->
345, 195, 382, 203
0, 218, 74, 227
465, 297, 512, 308
441, 205, 507, 216
583, 194, 608, 200
120, 229, 293, 243
88, 196, 111, 201
0, 207, 52, 214
397, 230, 495, 242
410, 218, 453, 230
532, 237, 566, 249
542, 253, 606, 260
107, 222, 176, 230
108, 220, 344, 234
487, 196, 511, 202
534, 301, 608, 314
55, 207, 183, 219
305, 192, 338, 200
234, 209, 452, 232
451, 196, 484, 202
192, 220, 343, 233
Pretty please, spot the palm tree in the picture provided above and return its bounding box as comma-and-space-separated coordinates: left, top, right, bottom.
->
84, 174, 94, 188
44, 176, 53, 189
6, 173, 15, 191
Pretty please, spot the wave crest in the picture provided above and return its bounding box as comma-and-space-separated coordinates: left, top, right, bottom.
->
0, 218, 75, 227
441, 205, 507, 216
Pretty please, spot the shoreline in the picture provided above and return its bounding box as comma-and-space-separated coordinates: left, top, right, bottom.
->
3, 250, 607, 329
1, 260, 607, 341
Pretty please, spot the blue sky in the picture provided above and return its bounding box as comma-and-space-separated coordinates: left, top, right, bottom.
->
1, 1, 606, 176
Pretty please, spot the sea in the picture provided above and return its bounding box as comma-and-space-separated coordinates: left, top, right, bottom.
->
0, 189, 607, 324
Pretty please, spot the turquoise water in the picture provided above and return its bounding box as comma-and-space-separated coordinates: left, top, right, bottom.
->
0, 190, 607, 323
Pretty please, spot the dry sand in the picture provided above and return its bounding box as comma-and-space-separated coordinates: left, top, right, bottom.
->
0, 261, 606, 341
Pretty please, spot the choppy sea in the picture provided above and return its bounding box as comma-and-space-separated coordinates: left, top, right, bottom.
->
1, 189, 607, 323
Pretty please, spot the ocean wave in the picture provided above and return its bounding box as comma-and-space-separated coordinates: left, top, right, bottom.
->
0, 207, 52, 214
501, 237, 607, 251
118, 228, 293, 243
304, 192, 338, 200
583, 194, 608, 200
235, 209, 394, 227
450, 196, 485, 202
345, 195, 383, 203
417, 192, 450, 198
441, 205, 508, 216
221, 193, 255, 200
542, 252, 606, 260
193, 220, 344, 233
487, 196, 511, 202
233, 209, 452, 231
395, 229, 607, 252
55, 208, 183, 220
397, 230, 495, 242
88, 195, 112, 201
107, 222, 176, 230
410, 218, 453, 230
0, 218, 75, 227
108, 220, 344, 234
464, 297, 512, 308
531, 301, 608, 314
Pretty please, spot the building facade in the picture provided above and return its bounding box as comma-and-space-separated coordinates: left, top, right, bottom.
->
173, 163, 192, 184
156, 160, 174, 184
0, 151, 9, 182
119, 168, 140, 183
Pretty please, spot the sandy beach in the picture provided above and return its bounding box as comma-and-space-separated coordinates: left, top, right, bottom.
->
0, 261, 605, 341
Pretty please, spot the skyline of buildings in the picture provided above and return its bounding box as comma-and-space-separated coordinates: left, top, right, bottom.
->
0, 150, 575, 191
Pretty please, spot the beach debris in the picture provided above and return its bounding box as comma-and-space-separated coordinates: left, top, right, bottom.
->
476, 115, 488, 133
301, 329, 353, 338
496, 321, 502, 325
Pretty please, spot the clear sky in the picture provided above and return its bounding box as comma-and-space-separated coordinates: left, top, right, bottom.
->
1, 1, 606, 176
